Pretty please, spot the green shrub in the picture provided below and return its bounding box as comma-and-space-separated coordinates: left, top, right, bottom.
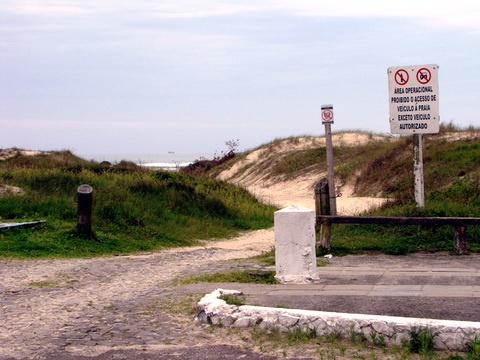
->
409, 327, 436, 354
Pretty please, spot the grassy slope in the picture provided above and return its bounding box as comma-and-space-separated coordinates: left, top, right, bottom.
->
0, 151, 276, 259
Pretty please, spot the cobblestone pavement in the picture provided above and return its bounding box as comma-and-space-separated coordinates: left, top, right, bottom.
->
0, 243, 270, 360
3, 239, 480, 360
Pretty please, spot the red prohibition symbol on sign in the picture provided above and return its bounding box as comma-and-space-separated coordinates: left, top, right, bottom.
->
416, 68, 431, 84
322, 109, 333, 122
394, 69, 409, 85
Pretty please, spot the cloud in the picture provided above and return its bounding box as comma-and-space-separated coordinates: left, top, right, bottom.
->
3, 0, 264, 18
1, 118, 281, 131
5, 0, 88, 16
6, 0, 479, 27
134, 1, 480, 31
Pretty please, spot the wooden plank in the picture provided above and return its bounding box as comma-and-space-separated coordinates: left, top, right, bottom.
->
316, 215, 480, 226
0, 220, 46, 230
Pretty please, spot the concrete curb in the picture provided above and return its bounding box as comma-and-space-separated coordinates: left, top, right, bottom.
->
196, 288, 480, 351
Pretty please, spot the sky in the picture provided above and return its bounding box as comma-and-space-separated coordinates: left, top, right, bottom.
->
1, 1, 480, 157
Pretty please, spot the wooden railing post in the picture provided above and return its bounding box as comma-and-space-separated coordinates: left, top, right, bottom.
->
315, 178, 331, 249
76, 184, 94, 239
454, 225, 467, 255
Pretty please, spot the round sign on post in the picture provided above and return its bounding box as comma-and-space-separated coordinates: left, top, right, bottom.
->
321, 104, 334, 124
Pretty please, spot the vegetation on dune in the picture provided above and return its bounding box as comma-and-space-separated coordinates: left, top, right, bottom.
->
213, 124, 480, 255
180, 139, 240, 175
1, 123, 480, 258
0, 150, 276, 259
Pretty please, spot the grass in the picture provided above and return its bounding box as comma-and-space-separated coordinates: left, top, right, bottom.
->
407, 327, 436, 356
318, 176, 480, 256
28, 280, 60, 287
251, 248, 276, 265
219, 293, 246, 306
2, 124, 480, 258
173, 270, 279, 286
314, 126, 480, 256
217, 325, 470, 360
466, 335, 480, 360
0, 151, 276, 259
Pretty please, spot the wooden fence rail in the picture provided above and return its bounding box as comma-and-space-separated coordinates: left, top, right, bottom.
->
316, 215, 480, 254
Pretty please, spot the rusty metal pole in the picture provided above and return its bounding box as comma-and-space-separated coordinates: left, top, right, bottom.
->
77, 184, 94, 238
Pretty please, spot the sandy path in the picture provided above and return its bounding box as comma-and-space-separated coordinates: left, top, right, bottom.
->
231, 167, 388, 216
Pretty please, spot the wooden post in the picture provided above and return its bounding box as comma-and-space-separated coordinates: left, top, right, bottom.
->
315, 178, 331, 249
413, 134, 425, 207
320, 218, 331, 249
315, 178, 330, 216
454, 225, 467, 255
77, 184, 94, 238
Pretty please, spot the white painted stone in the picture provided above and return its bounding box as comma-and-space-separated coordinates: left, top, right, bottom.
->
274, 205, 318, 283
372, 320, 395, 337
278, 313, 300, 327
312, 318, 328, 332
234, 317, 256, 328
195, 288, 242, 320
221, 315, 235, 327
196, 289, 480, 351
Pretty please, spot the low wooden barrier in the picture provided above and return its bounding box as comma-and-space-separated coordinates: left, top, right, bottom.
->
316, 215, 480, 254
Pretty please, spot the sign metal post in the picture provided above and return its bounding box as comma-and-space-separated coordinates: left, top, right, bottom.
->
388, 64, 439, 207
321, 104, 337, 215
413, 134, 425, 207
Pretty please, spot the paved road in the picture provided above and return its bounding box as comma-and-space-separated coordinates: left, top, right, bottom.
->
178, 252, 480, 321
1, 249, 480, 359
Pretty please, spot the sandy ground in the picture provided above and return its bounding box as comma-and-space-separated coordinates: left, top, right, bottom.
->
240, 174, 388, 215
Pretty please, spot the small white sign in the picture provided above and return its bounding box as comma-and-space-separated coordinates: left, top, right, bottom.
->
387, 64, 439, 134
321, 104, 334, 125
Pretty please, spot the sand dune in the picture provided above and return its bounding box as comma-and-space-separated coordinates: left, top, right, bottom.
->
217, 132, 390, 215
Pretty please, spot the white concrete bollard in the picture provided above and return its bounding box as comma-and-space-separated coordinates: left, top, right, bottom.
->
274, 205, 319, 283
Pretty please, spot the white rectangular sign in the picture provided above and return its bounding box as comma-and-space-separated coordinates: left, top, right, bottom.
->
387, 64, 439, 134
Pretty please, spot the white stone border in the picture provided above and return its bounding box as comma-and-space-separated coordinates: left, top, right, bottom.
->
196, 288, 480, 351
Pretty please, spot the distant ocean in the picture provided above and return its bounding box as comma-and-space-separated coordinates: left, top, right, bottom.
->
79, 152, 215, 170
